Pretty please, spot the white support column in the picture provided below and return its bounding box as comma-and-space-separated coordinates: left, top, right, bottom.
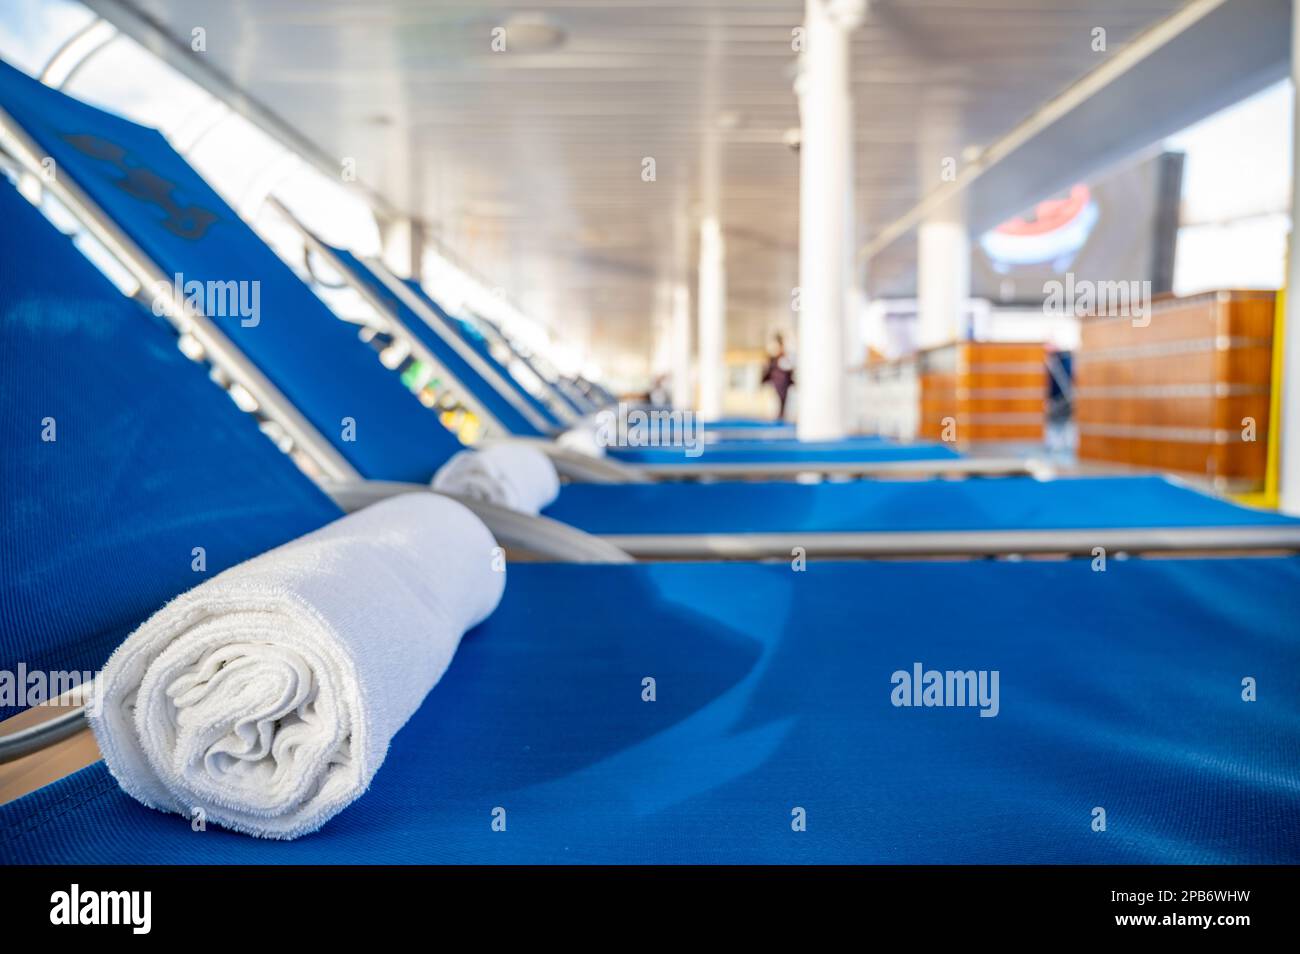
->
916, 199, 970, 349
1280, 0, 1300, 515
670, 281, 694, 410
697, 216, 726, 420
795, 0, 862, 441
379, 216, 425, 283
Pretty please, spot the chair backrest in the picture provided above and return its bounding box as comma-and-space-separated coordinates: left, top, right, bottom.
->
322, 242, 555, 437
397, 275, 571, 429
0, 179, 342, 716
0, 57, 464, 483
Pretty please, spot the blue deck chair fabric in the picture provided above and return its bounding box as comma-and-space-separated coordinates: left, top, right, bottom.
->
545, 475, 1300, 535
607, 438, 961, 466
707, 417, 792, 430
701, 418, 809, 439
314, 244, 553, 438
586, 380, 617, 408
638, 414, 885, 446
465, 318, 579, 420
0, 57, 461, 483
397, 276, 569, 431
694, 431, 939, 448
0, 180, 341, 720
557, 377, 599, 414
712, 426, 790, 441
4, 557, 1299, 864
552, 378, 592, 416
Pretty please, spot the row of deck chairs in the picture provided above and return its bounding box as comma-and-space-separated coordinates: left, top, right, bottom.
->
1, 56, 1298, 863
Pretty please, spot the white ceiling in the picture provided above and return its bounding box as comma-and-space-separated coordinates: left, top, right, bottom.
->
87, 0, 1195, 364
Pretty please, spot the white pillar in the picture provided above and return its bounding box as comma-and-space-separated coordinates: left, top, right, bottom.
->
649, 280, 672, 391
916, 201, 970, 349
670, 282, 694, 410
379, 216, 425, 283
1280, 0, 1300, 514
697, 216, 726, 420
795, 0, 862, 441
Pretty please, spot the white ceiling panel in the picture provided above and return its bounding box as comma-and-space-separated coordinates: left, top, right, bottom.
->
85, 0, 1198, 362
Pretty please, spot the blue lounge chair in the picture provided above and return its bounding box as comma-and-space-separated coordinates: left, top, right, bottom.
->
3, 176, 1299, 863
0, 180, 341, 720
545, 475, 1300, 558
2, 62, 1298, 562
389, 274, 859, 444
276, 205, 987, 478
381, 260, 874, 443
389, 273, 585, 430
169, 220, 1300, 558
0, 56, 1003, 485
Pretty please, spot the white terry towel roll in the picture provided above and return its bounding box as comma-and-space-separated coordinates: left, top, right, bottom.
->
556, 421, 607, 458
88, 493, 505, 840
431, 441, 561, 515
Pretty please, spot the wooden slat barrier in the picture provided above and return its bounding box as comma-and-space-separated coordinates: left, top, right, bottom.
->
861, 341, 1046, 445
918, 341, 1047, 444
1075, 290, 1275, 491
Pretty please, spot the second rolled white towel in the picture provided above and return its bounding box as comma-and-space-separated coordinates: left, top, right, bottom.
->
88, 493, 505, 840
431, 441, 561, 515
556, 422, 607, 459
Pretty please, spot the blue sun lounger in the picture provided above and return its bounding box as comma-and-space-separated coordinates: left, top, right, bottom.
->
2, 62, 1298, 562
0, 183, 342, 721
544, 475, 1300, 558
0, 60, 1018, 507
203, 216, 1300, 558
273, 204, 992, 479
389, 272, 861, 444
291, 235, 566, 440
0, 54, 973, 492
3, 171, 1300, 863
381, 264, 860, 443
0, 165, 1291, 568
389, 271, 583, 430
7, 552, 1300, 864
0, 59, 1295, 559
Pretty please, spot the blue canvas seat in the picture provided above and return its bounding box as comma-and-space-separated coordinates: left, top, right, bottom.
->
0, 178, 341, 719
4, 558, 1299, 863
708, 417, 795, 431
604, 438, 959, 465
545, 475, 1300, 536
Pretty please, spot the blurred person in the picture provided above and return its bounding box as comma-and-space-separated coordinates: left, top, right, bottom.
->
761, 332, 795, 421
648, 373, 670, 408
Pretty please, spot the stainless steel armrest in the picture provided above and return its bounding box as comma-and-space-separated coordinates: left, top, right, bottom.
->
320, 479, 634, 563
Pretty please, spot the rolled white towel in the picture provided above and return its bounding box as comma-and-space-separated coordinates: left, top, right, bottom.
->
431, 442, 561, 515
88, 493, 505, 840
556, 421, 607, 458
